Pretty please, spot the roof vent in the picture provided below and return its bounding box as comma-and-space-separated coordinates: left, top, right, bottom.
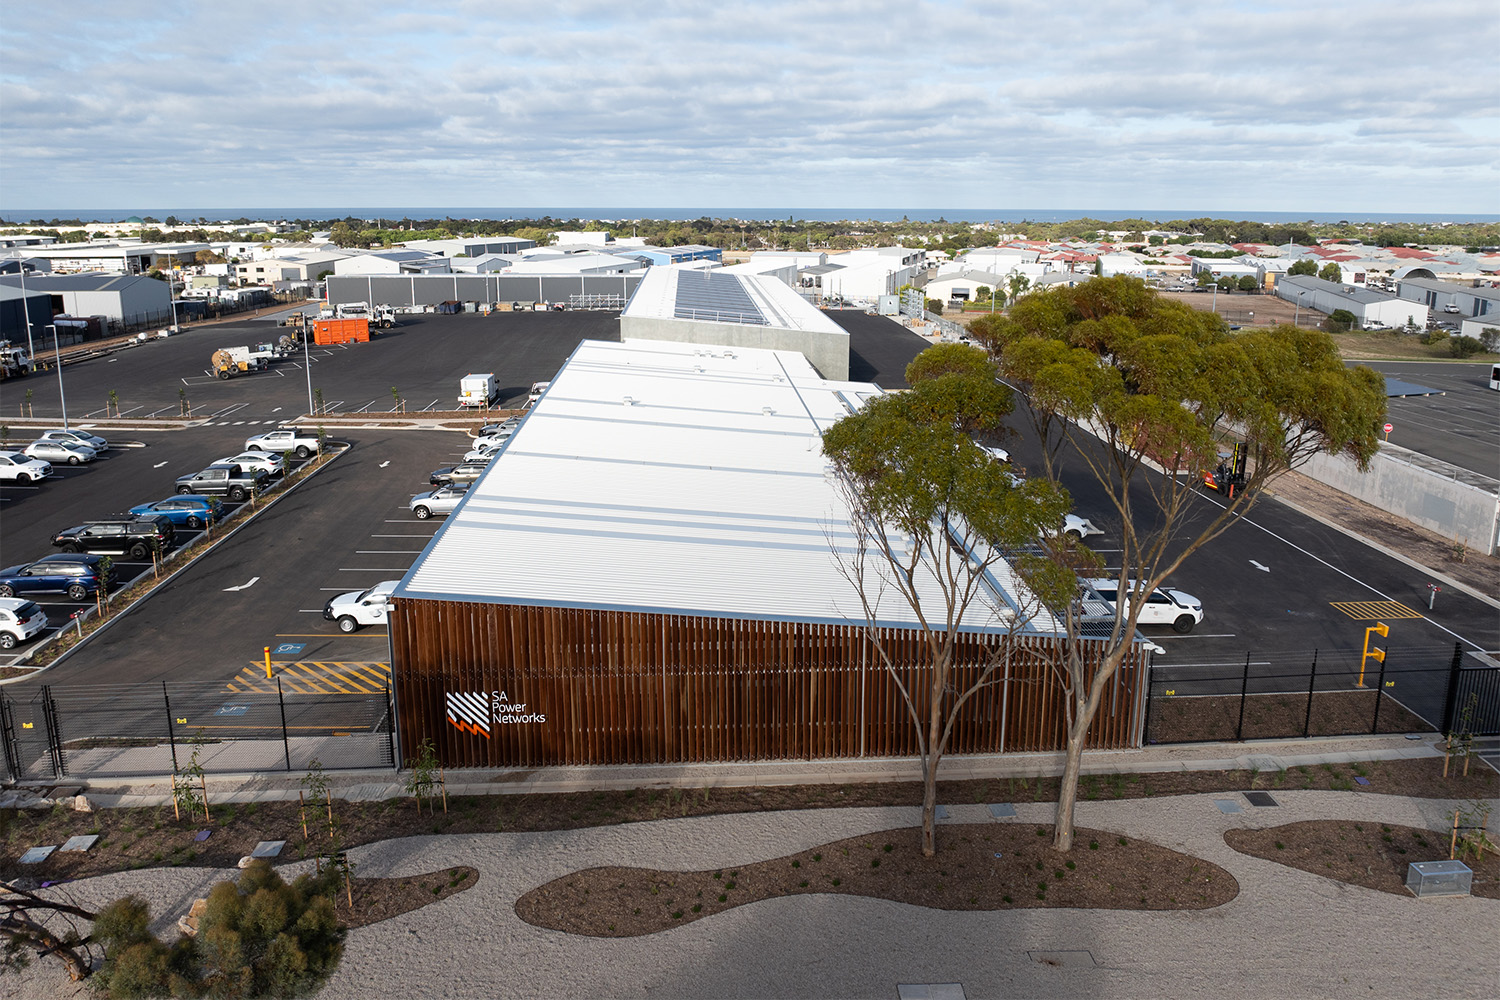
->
622, 395, 638, 406
762, 406, 775, 416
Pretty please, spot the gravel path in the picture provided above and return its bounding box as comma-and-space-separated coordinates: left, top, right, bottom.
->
9, 791, 1495, 999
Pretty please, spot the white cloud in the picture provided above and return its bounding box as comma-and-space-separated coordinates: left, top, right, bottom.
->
0, 0, 1495, 213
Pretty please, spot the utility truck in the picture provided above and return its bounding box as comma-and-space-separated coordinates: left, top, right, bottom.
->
458, 373, 498, 409
0, 341, 32, 379
210, 346, 268, 379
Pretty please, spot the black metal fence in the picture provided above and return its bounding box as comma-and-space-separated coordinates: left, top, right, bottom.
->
1144, 642, 1500, 745
1, 680, 395, 782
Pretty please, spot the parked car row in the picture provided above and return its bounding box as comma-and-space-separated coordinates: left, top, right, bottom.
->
417, 417, 520, 512
0, 427, 319, 653
0, 429, 112, 486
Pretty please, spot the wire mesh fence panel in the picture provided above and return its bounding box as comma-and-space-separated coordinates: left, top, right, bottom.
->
18, 682, 395, 780
1146, 646, 1458, 745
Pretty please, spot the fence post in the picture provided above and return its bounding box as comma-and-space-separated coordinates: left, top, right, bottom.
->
42, 686, 64, 778
1370, 649, 1390, 734
384, 682, 398, 769
1439, 642, 1465, 734
163, 682, 179, 773
1234, 652, 1251, 740
277, 676, 291, 771
1302, 649, 1319, 738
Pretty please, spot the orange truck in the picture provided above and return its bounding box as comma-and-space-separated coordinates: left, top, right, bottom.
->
311, 317, 371, 345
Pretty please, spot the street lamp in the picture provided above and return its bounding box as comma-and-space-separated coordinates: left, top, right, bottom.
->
1293, 290, 1307, 327
17, 266, 37, 372
47, 324, 68, 430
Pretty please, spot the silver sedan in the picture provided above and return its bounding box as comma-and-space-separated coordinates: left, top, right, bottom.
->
24, 439, 97, 465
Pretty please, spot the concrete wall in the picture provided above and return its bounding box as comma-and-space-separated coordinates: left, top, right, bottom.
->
1297, 445, 1500, 555
620, 315, 849, 381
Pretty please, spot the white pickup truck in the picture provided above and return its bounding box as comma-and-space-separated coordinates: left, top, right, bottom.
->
244, 427, 322, 459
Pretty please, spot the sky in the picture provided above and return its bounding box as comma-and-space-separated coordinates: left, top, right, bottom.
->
1, 0, 1497, 215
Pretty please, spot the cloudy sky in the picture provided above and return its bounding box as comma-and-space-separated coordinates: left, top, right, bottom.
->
2, 0, 1496, 215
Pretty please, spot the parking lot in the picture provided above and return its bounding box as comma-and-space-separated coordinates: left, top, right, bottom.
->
3, 308, 1491, 737
1361, 360, 1500, 479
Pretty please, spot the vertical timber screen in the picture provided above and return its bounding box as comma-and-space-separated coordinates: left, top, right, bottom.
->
391, 600, 1146, 768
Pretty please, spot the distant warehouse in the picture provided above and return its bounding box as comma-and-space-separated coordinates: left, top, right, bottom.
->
386, 339, 1149, 769
325, 272, 645, 312
1274, 275, 1428, 329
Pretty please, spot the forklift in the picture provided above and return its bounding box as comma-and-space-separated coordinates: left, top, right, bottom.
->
1203, 442, 1248, 498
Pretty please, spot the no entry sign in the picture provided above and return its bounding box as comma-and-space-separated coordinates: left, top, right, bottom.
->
1383, 422, 1393, 433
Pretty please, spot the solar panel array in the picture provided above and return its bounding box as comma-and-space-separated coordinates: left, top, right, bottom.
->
673, 271, 764, 325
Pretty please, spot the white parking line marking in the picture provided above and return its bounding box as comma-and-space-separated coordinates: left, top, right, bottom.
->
421, 399, 441, 411
299, 609, 324, 613
1202, 491, 1489, 649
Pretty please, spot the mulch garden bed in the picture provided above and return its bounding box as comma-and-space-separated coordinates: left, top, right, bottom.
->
1149, 690, 1429, 744
1225, 821, 1499, 900
335, 866, 478, 928
2, 756, 1493, 887
515, 824, 1237, 937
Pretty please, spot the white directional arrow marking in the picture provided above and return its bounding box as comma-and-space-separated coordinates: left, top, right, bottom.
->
272, 406, 282, 412
1249, 560, 1270, 572
379, 461, 390, 468
222, 577, 260, 592
153, 461, 168, 468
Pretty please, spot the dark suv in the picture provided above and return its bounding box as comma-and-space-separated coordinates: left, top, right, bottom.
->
51, 515, 176, 560
0, 554, 118, 601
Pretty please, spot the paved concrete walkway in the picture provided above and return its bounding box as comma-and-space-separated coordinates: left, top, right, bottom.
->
28, 733, 1452, 810
10, 785, 1496, 999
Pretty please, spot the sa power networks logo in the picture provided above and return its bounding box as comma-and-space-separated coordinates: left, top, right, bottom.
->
445, 690, 546, 737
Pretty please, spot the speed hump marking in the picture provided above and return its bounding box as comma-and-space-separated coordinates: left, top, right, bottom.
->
1330, 600, 1424, 620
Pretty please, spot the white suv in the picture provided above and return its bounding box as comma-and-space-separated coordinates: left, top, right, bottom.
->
1083, 578, 1204, 633
0, 597, 48, 649
0, 450, 51, 482
323, 580, 398, 633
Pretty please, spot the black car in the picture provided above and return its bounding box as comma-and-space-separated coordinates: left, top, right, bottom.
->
0, 554, 118, 601
52, 515, 175, 560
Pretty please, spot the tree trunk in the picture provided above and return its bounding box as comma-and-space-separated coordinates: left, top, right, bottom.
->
1052, 719, 1088, 851
921, 679, 944, 857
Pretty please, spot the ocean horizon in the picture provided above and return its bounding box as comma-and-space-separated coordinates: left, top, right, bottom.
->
2, 207, 1496, 226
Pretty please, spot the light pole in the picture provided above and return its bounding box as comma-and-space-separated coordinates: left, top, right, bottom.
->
48, 324, 68, 429
17, 266, 37, 371
163, 254, 181, 332
304, 318, 314, 417
1293, 290, 1307, 327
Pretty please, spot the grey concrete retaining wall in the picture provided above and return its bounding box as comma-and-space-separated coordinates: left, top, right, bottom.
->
1297, 446, 1500, 555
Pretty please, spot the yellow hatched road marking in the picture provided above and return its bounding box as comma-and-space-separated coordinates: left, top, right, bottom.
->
227, 661, 392, 694
1329, 600, 1424, 620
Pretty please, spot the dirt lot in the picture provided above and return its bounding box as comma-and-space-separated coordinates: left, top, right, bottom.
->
1159, 288, 1306, 327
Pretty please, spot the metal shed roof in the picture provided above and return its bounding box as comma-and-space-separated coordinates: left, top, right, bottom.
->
396, 338, 1058, 635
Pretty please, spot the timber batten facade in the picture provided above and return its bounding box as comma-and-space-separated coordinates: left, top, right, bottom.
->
390, 599, 1146, 768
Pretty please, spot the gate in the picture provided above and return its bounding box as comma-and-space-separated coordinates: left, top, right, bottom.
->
1, 687, 62, 781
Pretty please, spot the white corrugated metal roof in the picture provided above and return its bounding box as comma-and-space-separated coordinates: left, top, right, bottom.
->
396, 338, 1057, 634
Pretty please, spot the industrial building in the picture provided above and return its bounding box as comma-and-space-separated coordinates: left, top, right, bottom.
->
1395, 276, 1500, 321
1274, 275, 1428, 329
15, 241, 210, 275
325, 272, 644, 311
0, 272, 174, 330
387, 339, 1147, 768
619, 267, 850, 379
399, 237, 539, 258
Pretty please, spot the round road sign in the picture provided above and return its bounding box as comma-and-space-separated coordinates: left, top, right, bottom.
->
1383, 422, 1393, 433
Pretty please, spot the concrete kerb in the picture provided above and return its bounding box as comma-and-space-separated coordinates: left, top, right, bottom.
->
0, 442, 352, 684
25, 733, 1459, 810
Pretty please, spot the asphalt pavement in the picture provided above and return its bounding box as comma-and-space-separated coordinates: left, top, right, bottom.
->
1358, 360, 1499, 480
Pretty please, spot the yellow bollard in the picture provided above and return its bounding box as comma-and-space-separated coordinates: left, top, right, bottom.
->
264, 646, 272, 679
1357, 622, 1388, 688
